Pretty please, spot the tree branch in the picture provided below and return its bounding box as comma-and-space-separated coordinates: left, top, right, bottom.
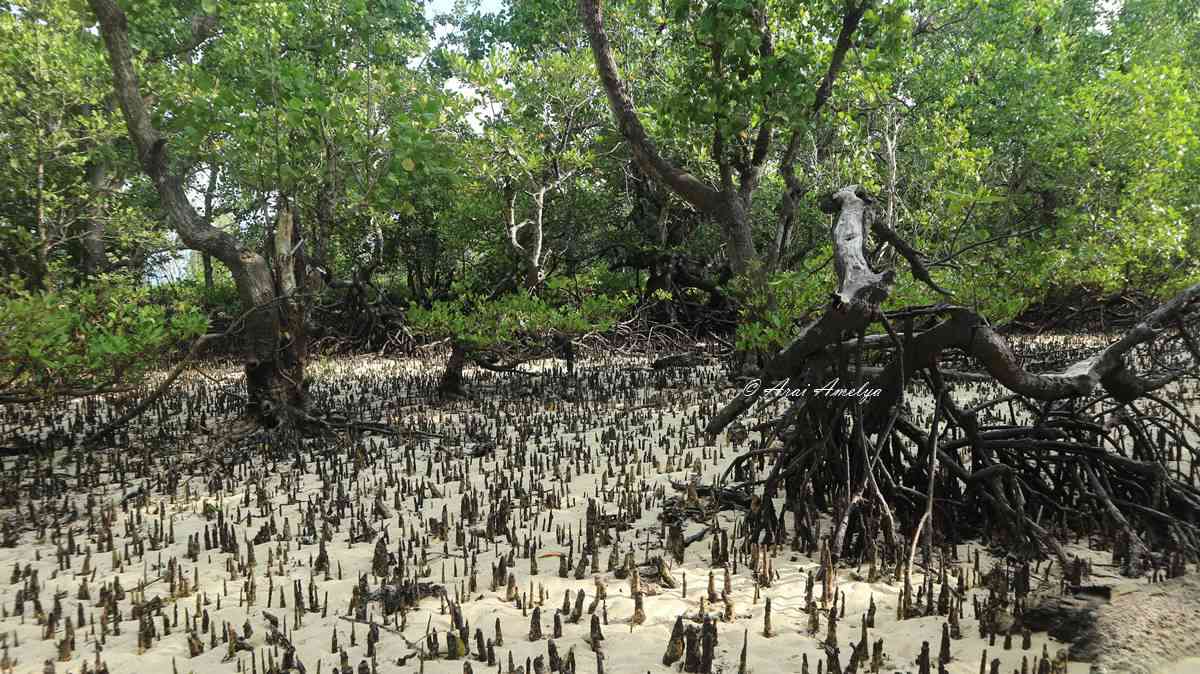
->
89, 0, 280, 364
812, 1, 872, 115
869, 217, 952, 296
578, 0, 723, 213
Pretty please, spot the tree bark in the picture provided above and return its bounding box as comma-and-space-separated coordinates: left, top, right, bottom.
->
252, 197, 308, 419
89, 0, 303, 425
439, 340, 469, 399
80, 158, 113, 277
505, 181, 547, 291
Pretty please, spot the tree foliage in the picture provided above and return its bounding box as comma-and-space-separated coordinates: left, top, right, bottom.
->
1, 0, 1196, 399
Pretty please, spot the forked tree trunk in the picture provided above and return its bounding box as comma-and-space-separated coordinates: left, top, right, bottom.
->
519, 187, 547, 291
578, 0, 867, 280
90, 0, 307, 426
506, 174, 572, 292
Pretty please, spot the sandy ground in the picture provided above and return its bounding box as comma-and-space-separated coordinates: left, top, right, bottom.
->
0, 352, 1195, 674
1157, 659, 1200, 674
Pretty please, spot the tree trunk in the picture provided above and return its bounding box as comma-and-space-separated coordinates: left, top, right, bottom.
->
90, 0, 304, 426
718, 194, 757, 278
579, 0, 755, 277
629, 163, 677, 317
439, 340, 468, 399
767, 130, 807, 273
32, 150, 47, 289
80, 158, 111, 277
313, 136, 338, 273
504, 180, 549, 292
247, 197, 308, 424
524, 189, 546, 290
200, 166, 219, 291
202, 253, 214, 291
234, 263, 293, 425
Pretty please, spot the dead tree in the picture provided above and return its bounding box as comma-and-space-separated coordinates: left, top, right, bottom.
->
708, 184, 1200, 575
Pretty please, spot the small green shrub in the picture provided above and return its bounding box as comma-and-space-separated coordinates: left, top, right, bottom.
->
0, 274, 207, 401
732, 258, 833, 353
154, 278, 241, 318
408, 289, 633, 351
